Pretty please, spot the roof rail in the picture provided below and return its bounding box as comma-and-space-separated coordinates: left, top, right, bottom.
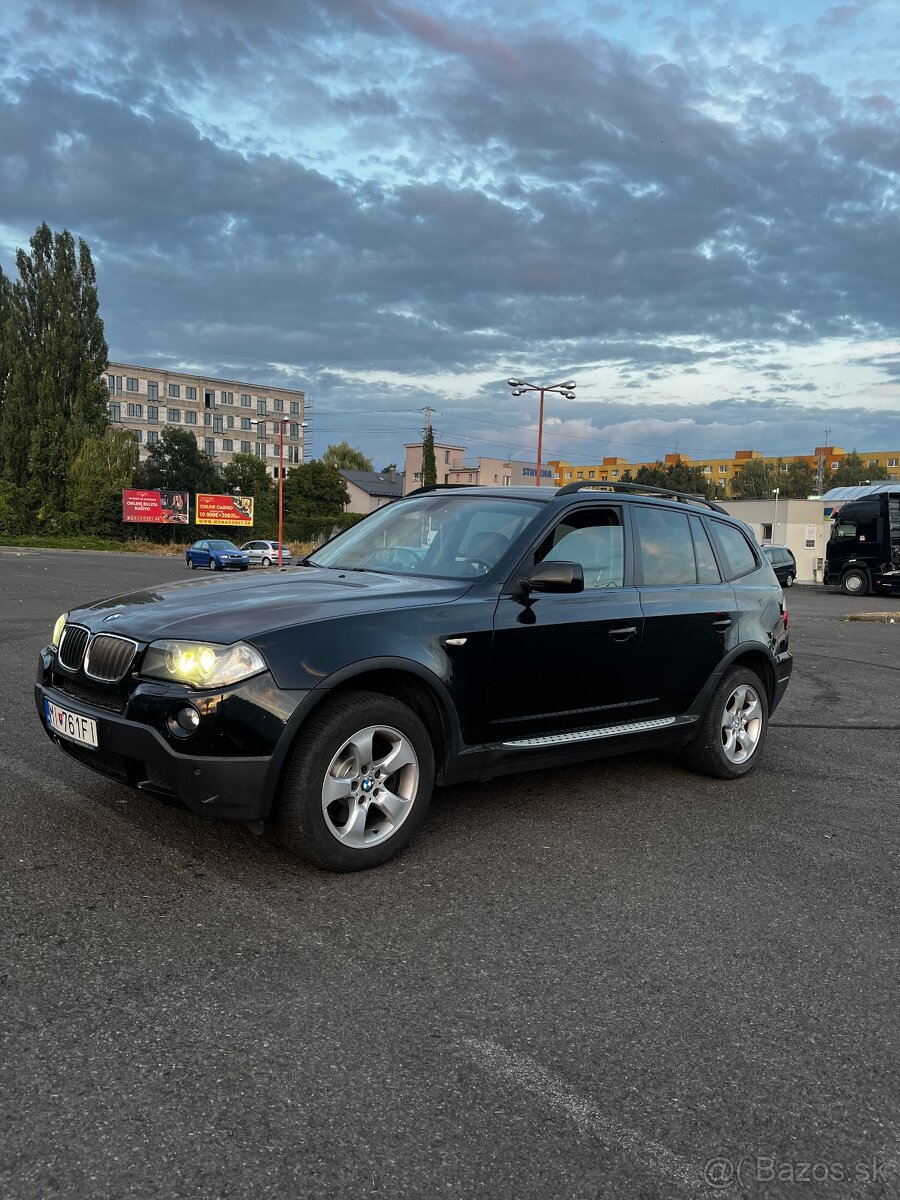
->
403, 483, 477, 497
555, 480, 728, 514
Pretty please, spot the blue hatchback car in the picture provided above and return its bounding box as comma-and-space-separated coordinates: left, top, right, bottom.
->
186, 539, 250, 571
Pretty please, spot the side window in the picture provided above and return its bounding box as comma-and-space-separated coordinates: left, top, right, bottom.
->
691, 517, 721, 584
709, 521, 758, 579
535, 508, 625, 589
200, 542, 209, 552
635, 507, 696, 586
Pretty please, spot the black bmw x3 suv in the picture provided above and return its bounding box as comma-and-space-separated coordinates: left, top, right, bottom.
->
36, 482, 792, 871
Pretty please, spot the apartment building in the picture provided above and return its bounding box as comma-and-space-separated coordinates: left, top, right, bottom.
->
105, 362, 309, 478
550, 446, 900, 490
403, 441, 553, 493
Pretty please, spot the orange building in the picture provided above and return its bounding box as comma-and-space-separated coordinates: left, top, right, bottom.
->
550, 446, 900, 491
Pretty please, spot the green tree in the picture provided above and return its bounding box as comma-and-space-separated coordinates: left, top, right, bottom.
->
69, 427, 139, 536
282, 459, 348, 518
0, 224, 109, 507
730, 458, 780, 499
222, 451, 276, 534
321, 440, 374, 472
381, 463, 397, 473
830, 450, 868, 489
422, 426, 436, 486
0, 265, 12, 435
785, 459, 817, 498
141, 426, 218, 493
635, 458, 713, 498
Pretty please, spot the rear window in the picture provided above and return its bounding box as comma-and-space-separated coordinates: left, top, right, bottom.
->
709, 521, 758, 580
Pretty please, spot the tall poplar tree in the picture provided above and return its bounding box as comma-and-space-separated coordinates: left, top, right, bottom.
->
0, 265, 12, 433
0, 224, 109, 508
422, 425, 437, 486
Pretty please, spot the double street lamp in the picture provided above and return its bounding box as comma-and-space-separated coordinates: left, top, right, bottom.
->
507, 378, 576, 486
251, 417, 309, 568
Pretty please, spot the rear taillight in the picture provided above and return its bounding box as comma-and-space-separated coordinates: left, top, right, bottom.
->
783, 606, 789, 630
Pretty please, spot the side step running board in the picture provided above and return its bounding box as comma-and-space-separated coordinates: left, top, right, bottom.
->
503, 716, 678, 749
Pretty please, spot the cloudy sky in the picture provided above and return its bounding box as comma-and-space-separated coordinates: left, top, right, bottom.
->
2, 0, 899, 469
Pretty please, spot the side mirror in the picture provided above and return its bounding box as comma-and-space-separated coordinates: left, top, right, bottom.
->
522, 560, 584, 594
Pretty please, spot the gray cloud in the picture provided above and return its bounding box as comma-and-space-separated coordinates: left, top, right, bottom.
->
1, 0, 898, 469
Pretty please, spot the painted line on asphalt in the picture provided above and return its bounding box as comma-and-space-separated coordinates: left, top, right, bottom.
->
460, 1035, 704, 1194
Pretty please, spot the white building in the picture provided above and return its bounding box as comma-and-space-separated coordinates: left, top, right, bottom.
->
106, 361, 309, 478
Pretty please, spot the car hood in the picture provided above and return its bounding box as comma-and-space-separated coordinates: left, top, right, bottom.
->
68, 567, 472, 643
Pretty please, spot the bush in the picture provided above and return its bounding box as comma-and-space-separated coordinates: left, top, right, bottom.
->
283, 511, 363, 542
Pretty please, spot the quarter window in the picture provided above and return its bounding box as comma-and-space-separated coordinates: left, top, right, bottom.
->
709, 520, 758, 579
691, 517, 721, 584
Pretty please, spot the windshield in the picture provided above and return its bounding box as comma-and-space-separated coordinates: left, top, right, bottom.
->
308, 494, 541, 578
209, 540, 238, 550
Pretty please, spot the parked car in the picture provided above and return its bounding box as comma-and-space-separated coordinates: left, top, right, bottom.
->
763, 545, 796, 587
185, 539, 249, 571
240, 540, 293, 567
37, 482, 791, 872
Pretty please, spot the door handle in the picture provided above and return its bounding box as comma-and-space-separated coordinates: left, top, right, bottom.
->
608, 625, 637, 641
712, 614, 733, 632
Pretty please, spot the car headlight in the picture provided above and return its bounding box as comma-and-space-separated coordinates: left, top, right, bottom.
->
51, 613, 68, 648
141, 640, 266, 688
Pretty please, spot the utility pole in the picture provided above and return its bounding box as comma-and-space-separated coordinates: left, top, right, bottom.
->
815, 428, 831, 495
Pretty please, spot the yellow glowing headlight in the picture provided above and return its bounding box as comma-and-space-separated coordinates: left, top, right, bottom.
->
51, 613, 68, 648
142, 640, 266, 689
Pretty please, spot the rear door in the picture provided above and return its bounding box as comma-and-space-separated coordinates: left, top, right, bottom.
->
634, 506, 737, 717
487, 504, 645, 741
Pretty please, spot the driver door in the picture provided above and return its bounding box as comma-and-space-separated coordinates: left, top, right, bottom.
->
486, 505, 645, 741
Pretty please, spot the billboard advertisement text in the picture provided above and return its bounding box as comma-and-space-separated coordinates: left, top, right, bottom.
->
195, 493, 255, 526
122, 489, 190, 524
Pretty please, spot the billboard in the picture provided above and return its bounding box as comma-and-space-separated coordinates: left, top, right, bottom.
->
122, 489, 190, 524
195, 493, 255, 526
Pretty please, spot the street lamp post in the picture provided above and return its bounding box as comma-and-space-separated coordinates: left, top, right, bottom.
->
506, 378, 576, 486
772, 487, 780, 544
254, 418, 309, 568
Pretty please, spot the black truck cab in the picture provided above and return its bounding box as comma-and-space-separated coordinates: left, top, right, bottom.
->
824, 485, 900, 595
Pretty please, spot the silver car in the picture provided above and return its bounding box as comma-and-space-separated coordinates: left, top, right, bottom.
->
240, 539, 294, 567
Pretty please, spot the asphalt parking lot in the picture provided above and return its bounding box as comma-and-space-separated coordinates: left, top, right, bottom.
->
2, 550, 899, 1199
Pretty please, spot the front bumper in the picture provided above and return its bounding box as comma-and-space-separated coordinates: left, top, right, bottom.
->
35, 657, 310, 820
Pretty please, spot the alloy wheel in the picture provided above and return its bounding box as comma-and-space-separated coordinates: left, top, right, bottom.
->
720, 684, 763, 764
321, 724, 419, 848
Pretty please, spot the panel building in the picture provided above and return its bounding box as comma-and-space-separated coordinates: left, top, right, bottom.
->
105, 362, 309, 478
550, 446, 900, 491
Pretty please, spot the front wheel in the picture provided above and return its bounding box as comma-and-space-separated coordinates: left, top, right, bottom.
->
210, 558, 221, 571
276, 690, 435, 871
841, 569, 867, 596
683, 667, 769, 779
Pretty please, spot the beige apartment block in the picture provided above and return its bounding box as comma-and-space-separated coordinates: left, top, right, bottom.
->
106, 362, 308, 478
403, 441, 553, 492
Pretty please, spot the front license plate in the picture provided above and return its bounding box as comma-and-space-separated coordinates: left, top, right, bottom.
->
45, 699, 99, 749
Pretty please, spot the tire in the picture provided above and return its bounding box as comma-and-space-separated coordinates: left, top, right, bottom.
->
261, 556, 271, 567
683, 667, 769, 780
187, 559, 195, 570
784, 572, 794, 588
841, 569, 867, 596
275, 690, 435, 871
211, 558, 221, 571
240, 565, 249, 571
